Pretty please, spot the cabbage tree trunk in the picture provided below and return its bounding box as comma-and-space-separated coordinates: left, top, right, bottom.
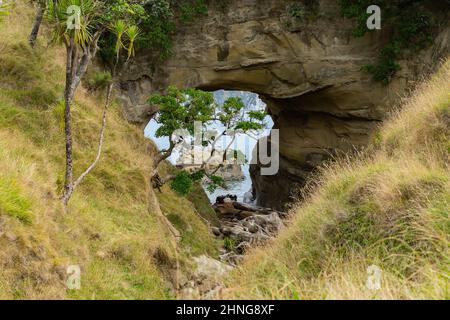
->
29, 1, 46, 48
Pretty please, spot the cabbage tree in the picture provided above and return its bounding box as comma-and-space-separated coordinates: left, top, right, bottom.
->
45, 0, 140, 205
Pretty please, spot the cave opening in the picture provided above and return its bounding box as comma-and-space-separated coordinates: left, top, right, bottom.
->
144, 89, 273, 204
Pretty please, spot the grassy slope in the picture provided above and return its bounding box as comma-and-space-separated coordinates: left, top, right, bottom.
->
225, 60, 450, 299
0, 2, 217, 299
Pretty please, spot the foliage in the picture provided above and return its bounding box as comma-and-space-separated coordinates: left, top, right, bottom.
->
362, 42, 400, 84
98, 0, 214, 62
176, 0, 208, 22
170, 171, 193, 195
339, 0, 436, 84
0, 0, 11, 19
45, 0, 141, 204
205, 175, 225, 193
224, 237, 238, 252
149, 87, 267, 195
288, 2, 304, 20
150, 87, 266, 138
0, 1, 221, 298
86, 70, 112, 91
133, 0, 175, 60
46, 0, 101, 46
149, 86, 215, 137
226, 149, 247, 164
286, 0, 318, 22
57, 0, 227, 63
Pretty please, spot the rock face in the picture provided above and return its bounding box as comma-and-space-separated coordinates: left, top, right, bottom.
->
119, 0, 450, 209
179, 255, 233, 299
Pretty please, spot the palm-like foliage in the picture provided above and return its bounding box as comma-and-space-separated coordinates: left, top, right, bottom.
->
125, 25, 139, 60
47, 0, 101, 46
45, 0, 142, 205
111, 19, 126, 55
110, 20, 140, 62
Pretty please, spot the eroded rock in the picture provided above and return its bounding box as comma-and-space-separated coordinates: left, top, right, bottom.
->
119, 0, 449, 210
212, 200, 287, 265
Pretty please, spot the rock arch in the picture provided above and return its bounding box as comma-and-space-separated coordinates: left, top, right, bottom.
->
118, 0, 449, 209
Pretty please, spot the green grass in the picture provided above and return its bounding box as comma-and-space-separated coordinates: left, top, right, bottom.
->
0, 177, 33, 224
0, 1, 219, 299
187, 184, 220, 226
158, 183, 221, 258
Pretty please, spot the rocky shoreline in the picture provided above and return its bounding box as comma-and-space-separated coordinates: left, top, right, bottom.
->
180, 197, 288, 299
212, 200, 288, 265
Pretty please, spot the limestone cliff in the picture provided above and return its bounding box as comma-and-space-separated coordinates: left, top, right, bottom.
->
119, 0, 449, 209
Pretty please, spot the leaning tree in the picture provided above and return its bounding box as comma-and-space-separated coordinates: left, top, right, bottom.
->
148, 87, 268, 196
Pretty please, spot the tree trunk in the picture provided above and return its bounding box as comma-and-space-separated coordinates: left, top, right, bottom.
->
71, 82, 112, 193
61, 37, 98, 205
62, 95, 74, 205
148, 183, 182, 241
62, 44, 75, 206
28, 3, 45, 48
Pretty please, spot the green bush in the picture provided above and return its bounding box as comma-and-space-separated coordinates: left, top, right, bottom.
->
86, 71, 112, 92
178, 0, 208, 22
287, 1, 318, 21
98, 0, 213, 63
170, 171, 193, 196
362, 42, 401, 84
339, 0, 436, 84
288, 3, 305, 20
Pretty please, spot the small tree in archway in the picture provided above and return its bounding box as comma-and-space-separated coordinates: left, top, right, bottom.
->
148, 86, 267, 196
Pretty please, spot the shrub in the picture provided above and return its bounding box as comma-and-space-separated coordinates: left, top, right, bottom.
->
170, 171, 193, 196
288, 3, 305, 20
339, 0, 436, 84
86, 71, 112, 92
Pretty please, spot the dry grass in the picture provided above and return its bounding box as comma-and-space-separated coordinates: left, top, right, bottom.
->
0, 1, 217, 299
223, 59, 450, 300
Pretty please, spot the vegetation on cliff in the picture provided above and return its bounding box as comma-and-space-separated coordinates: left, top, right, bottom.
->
225, 59, 450, 299
339, 0, 442, 84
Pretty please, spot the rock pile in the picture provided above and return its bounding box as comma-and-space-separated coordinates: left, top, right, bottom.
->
180, 197, 288, 299
212, 197, 288, 264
